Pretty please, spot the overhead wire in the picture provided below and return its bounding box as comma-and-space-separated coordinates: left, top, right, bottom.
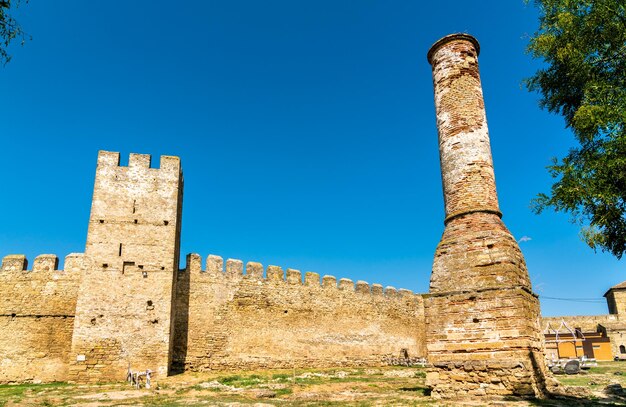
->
539, 295, 606, 303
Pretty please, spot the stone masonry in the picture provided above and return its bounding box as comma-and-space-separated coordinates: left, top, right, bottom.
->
171, 254, 424, 372
0, 254, 84, 383
0, 152, 424, 384
424, 34, 557, 398
68, 152, 184, 382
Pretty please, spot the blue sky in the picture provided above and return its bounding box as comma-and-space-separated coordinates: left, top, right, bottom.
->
0, 1, 622, 316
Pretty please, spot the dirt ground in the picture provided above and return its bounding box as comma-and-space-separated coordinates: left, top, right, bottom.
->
2, 362, 626, 406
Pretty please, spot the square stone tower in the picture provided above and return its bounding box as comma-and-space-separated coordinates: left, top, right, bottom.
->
605, 282, 626, 316
424, 34, 556, 398
69, 151, 183, 383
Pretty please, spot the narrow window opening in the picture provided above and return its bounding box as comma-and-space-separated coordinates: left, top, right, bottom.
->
132, 200, 136, 214
620, 345, 625, 354
119, 243, 123, 256
487, 244, 494, 249
102, 263, 108, 268
99, 219, 104, 224
134, 219, 138, 224
472, 318, 479, 323
161, 266, 165, 270
164, 220, 169, 226
138, 265, 144, 269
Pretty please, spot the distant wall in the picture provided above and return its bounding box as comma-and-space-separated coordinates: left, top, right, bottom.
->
541, 314, 618, 332
0, 254, 83, 383
172, 254, 425, 371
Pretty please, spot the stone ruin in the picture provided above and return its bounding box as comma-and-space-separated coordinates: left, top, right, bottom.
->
424, 33, 558, 398
0, 152, 424, 385
0, 33, 568, 401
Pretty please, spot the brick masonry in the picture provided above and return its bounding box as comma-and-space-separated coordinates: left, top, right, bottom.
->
424, 34, 558, 398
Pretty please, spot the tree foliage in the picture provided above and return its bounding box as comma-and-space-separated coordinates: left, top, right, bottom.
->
0, 0, 29, 65
526, 0, 626, 259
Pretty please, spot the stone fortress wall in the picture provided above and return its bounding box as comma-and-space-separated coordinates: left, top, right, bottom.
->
172, 254, 425, 372
1, 245, 623, 385
0, 254, 85, 383
542, 315, 619, 332
0, 151, 425, 384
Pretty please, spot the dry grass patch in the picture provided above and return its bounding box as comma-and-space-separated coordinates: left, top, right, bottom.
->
2, 363, 626, 406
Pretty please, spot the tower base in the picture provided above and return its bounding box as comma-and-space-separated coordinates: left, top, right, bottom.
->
425, 287, 559, 399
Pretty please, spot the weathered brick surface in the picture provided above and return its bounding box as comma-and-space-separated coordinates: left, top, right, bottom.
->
172, 254, 425, 371
425, 34, 555, 399
427, 34, 500, 224
426, 289, 558, 397
68, 151, 183, 383
431, 212, 531, 293
0, 254, 83, 383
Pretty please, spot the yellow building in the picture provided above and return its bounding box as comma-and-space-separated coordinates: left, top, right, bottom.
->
544, 329, 612, 361
543, 281, 626, 362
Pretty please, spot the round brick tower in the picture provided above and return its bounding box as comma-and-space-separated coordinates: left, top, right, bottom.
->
424, 34, 557, 399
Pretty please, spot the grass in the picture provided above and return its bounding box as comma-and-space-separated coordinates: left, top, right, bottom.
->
215, 374, 244, 385
555, 361, 626, 388
0, 382, 72, 406
2, 363, 626, 406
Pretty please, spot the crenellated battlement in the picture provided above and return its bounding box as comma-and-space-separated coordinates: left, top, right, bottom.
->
0, 253, 84, 317
180, 253, 418, 301
0, 253, 85, 384
96, 150, 181, 173
2, 149, 426, 384
1, 253, 85, 276
173, 252, 426, 373
1, 255, 27, 272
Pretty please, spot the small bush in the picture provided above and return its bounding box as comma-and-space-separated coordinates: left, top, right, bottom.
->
217, 375, 242, 385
